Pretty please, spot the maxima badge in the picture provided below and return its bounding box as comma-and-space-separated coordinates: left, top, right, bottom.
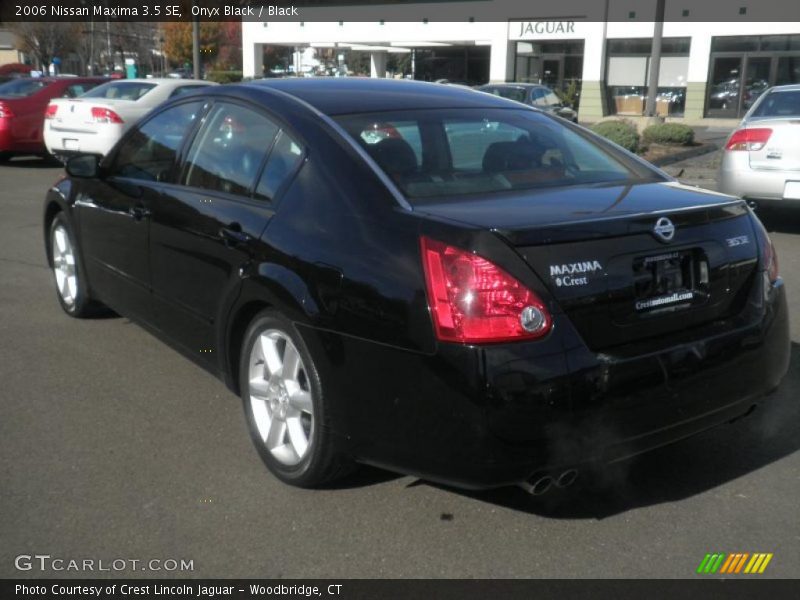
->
654, 217, 676, 242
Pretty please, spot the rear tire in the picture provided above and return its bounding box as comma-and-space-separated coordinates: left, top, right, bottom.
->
0, 152, 11, 163
239, 310, 353, 487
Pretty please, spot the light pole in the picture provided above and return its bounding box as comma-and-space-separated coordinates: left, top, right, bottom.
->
645, 0, 666, 117
192, 1, 201, 79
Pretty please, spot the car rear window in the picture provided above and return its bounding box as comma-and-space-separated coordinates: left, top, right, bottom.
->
0, 78, 48, 97
483, 87, 527, 103
336, 108, 644, 202
81, 81, 156, 100
751, 90, 800, 118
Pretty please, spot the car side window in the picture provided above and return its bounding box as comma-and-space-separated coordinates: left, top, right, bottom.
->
254, 130, 304, 203
110, 101, 204, 182
64, 84, 95, 98
530, 88, 548, 106
183, 104, 279, 196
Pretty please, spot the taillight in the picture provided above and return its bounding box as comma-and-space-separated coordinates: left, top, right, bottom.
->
0, 102, 14, 118
420, 236, 552, 344
763, 237, 779, 283
90, 107, 124, 124
725, 128, 772, 151
44, 104, 58, 119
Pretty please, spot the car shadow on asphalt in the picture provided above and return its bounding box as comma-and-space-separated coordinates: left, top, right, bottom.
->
755, 207, 800, 235
417, 342, 800, 519
2, 155, 63, 169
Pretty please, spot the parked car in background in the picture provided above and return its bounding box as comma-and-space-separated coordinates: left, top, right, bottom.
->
0, 77, 108, 162
44, 78, 216, 159
718, 84, 800, 206
44, 79, 788, 493
477, 83, 578, 122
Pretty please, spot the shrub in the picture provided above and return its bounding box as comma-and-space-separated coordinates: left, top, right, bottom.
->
642, 123, 695, 146
206, 70, 243, 84
590, 120, 640, 153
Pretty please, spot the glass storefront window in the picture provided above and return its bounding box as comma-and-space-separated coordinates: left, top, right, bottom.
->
604, 38, 690, 117
776, 56, 800, 85
705, 35, 800, 118
711, 37, 759, 52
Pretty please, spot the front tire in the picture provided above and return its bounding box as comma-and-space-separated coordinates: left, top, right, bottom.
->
239, 310, 352, 487
49, 213, 97, 317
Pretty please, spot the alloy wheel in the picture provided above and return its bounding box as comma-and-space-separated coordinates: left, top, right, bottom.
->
247, 329, 314, 466
52, 224, 78, 308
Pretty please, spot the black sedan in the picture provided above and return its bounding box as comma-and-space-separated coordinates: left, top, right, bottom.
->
477, 83, 579, 122
43, 79, 789, 494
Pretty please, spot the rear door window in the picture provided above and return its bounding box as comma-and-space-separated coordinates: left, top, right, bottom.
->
110, 101, 204, 182
183, 103, 279, 196
254, 130, 304, 203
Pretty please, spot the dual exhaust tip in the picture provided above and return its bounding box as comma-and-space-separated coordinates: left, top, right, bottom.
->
518, 469, 579, 496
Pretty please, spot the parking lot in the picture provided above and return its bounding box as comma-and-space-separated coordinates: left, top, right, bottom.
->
1, 155, 799, 578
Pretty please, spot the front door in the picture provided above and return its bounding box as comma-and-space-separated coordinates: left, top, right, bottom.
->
75, 100, 206, 321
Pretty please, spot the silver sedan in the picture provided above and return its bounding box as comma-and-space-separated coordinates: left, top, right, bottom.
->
718, 84, 800, 205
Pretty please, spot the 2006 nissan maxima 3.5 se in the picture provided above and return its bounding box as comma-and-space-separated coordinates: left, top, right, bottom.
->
44, 79, 790, 494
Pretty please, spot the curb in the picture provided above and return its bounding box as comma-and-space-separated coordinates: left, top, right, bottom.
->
650, 143, 719, 167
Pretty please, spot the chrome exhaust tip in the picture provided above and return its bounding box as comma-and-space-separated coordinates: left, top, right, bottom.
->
555, 469, 579, 489
518, 475, 554, 496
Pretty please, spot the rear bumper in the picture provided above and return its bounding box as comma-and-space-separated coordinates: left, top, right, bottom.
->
305, 275, 790, 490
44, 125, 121, 157
719, 152, 800, 201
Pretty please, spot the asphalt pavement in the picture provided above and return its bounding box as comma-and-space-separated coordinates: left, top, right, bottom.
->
1, 157, 799, 579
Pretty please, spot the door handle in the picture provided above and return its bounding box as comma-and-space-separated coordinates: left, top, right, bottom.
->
220, 224, 251, 246
128, 205, 151, 220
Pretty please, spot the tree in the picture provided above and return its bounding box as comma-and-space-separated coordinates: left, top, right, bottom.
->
162, 22, 221, 70
7, 22, 78, 72
214, 22, 242, 71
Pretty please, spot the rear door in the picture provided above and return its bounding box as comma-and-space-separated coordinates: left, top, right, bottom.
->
75, 99, 205, 320
150, 100, 304, 365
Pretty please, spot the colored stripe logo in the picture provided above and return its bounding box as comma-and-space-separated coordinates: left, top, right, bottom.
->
697, 553, 773, 574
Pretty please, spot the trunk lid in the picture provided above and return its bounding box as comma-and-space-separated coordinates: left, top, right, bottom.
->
416, 181, 759, 350
747, 119, 800, 172
48, 98, 134, 134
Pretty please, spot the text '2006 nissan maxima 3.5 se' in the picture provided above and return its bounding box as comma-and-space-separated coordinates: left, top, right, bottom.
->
43, 79, 790, 495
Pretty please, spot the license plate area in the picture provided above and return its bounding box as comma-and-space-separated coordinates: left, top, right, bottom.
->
633, 249, 709, 313
784, 181, 800, 200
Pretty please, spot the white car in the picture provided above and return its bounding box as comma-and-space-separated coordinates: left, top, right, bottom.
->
717, 84, 800, 206
44, 78, 216, 158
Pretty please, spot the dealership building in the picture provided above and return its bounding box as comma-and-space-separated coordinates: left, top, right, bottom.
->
242, 0, 800, 122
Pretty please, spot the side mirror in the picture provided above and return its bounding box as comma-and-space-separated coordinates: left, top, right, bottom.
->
65, 154, 101, 179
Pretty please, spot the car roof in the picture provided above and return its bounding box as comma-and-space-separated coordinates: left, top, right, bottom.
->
480, 83, 544, 89
243, 77, 520, 115
103, 78, 212, 86
28, 76, 107, 83
765, 84, 800, 92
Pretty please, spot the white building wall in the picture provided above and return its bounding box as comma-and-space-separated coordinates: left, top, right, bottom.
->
241, 4, 800, 120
